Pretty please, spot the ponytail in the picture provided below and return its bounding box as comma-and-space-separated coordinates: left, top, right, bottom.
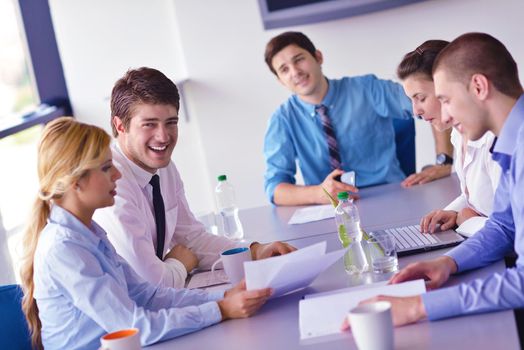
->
20, 196, 51, 350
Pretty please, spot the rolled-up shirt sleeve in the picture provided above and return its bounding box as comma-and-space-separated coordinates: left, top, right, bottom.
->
263, 112, 297, 203
444, 194, 468, 213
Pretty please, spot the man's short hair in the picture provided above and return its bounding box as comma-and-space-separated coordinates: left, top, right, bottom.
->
110, 67, 180, 137
264, 31, 317, 76
433, 32, 522, 98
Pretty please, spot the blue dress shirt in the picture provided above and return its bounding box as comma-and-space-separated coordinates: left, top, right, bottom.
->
422, 94, 524, 320
263, 75, 412, 202
33, 205, 224, 350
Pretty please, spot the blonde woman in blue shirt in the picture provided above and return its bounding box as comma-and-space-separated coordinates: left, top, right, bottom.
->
20, 117, 271, 350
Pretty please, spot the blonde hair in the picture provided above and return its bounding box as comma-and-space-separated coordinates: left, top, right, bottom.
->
20, 117, 111, 349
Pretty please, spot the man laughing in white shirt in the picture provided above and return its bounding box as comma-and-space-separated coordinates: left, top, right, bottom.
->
95, 67, 295, 288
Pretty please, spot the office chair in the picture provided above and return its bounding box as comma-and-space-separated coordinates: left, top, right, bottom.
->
392, 118, 416, 177
0, 284, 32, 350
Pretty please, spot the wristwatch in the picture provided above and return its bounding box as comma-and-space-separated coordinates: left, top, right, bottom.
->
436, 153, 453, 166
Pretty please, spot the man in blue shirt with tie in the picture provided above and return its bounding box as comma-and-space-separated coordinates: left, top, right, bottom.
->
359, 32, 524, 326
263, 31, 452, 206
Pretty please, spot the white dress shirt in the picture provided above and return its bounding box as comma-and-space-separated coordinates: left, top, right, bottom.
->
94, 143, 242, 288
444, 129, 501, 233
35, 205, 223, 350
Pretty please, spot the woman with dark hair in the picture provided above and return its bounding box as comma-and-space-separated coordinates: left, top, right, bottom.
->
397, 40, 500, 236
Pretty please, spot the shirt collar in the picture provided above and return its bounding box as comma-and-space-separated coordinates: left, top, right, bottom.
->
293, 77, 337, 118
467, 131, 493, 149
493, 94, 524, 156
113, 142, 158, 190
49, 204, 104, 245
491, 94, 524, 170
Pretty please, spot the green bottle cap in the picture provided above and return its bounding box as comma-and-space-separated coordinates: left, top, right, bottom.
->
217, 175, 227, 181
337, 191, 349, 200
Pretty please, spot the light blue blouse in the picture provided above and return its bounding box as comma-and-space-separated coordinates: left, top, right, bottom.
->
33, 205, 223, 349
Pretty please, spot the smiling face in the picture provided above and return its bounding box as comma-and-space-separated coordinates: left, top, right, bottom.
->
402, 74, 451, 132
434, 70, 489, 141
76, 148, 122, 211
114, 103, 179, 173
271, 44, 327, 104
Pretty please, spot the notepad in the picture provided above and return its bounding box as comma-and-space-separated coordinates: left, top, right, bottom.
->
299, 279, 426, 340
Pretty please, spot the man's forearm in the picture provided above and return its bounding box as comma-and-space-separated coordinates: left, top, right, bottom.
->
273, 183, 326, 206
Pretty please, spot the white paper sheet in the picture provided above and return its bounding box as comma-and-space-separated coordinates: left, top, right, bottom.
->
299, 279, 426, 340
244, 241, 346, 298
288, 204, 335, 225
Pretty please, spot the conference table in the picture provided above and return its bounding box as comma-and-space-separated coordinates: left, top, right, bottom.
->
148, 176, 520, 349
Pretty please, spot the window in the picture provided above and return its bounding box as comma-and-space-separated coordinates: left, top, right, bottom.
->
0, 0, 71, 283
0, 0, 37, 122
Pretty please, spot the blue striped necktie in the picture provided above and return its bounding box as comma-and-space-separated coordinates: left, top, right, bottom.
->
316, 105, 341, 170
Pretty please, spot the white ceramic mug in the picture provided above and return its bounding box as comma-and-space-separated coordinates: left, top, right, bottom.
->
100, 328, 141, 350
211, 247, 251, 284
348, 301, 394, 350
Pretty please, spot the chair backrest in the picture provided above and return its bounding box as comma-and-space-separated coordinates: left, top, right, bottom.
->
0, 285, 32, 350
392, 118, 416, 177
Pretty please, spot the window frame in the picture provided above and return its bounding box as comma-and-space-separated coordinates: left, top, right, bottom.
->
0, 0, 71, 139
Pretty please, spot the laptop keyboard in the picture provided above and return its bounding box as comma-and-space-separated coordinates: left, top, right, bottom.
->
383, 225, 439, 250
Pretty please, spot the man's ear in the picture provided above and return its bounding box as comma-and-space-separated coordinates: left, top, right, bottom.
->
314, 50, 324, 65
113, 116, 125, 136
470, 73, 490, 101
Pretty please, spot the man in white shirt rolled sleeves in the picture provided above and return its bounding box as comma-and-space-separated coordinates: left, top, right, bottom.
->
94, 67, 295, 288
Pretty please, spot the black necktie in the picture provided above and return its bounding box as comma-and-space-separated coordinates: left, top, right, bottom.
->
316, 105, 342, 170
149, 175, 165, 260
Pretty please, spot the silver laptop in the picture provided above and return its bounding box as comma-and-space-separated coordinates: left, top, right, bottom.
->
368, 224, 465, 256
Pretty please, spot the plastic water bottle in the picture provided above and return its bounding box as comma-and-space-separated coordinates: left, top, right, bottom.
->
335, 191, 368, 274
215, 175, 244, 240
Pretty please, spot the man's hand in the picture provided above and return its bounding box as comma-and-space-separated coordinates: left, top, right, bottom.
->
219, 280, 272, 320
389, 256, 457, 290
420, 209, 458, 233
457, 207, 480, 226
318, 169, 359, 203
401, 164, 452, 188
164, 244, 198, 273
250, 241, 297, 260
340, 295, 426, 330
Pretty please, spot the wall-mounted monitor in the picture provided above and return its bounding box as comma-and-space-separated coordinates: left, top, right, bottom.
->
258, 0, 429, 29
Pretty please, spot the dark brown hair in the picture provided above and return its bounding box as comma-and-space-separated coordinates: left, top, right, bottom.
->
397, 40, 449, 81
433, 32, 523, 98
110, 67, 180, 137
264, 31, 317, 75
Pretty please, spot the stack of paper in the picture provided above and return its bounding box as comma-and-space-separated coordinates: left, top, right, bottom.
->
186, 269, 229, 289
299, 279, 426, 340
244, 241, 347, 298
